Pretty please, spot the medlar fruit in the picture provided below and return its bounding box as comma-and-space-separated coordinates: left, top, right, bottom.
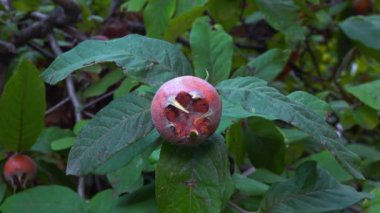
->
151, 76, 222, 146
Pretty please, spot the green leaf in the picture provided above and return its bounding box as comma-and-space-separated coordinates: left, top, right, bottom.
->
66, 92, 155, 175
348, 144, 380, 164
164, 6, 205, 42
173, 0, 207, 17
226, 122, 246, 166
190, 16, 233, 85
73, 120, 89, 135
117, 183, 158, 212
0, 185, 86, 213
363, 188, 380, 213
352, 105, 379, 130
12, 0, 40, 12
288, 91, 331, 118
42, 34, 192, 86
255, 0, 306, 42
88, 184, 157, 213
31, 127, 75, 153
249, 169, 285, 184
281, 129, 309, 144
95, 129, 159, 174
207, 0, 240, 30
245, 117, 286, 174
339, 16, 380, 52
113, 77, 139, 99
156, 135, 234, 213
233, 48, 291, 81
126, 0, 147, 12
51, 137, 76, 151
0, 58, 46, 151
88, 190, 118, 213
0, 177, 6, 203
83, 69, 124, 98
107, 150, 150, 195
216, 77, 363, 179
233, 174, 269, 196
345, 79, 380, 110
108, 169, 144, 196
298, 151, 353, 182
260, 161, 371, 213
143, 0, 176, 38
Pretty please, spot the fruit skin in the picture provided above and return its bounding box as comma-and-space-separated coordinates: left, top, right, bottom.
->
151, 76, 222, 146
3, 154, 37, 189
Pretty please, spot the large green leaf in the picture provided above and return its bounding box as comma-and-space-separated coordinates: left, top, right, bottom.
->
207, 0, 240, 30
233, 48, 291, 81
245, 117, 286, 174
66, 92, 155, 175
95, 129, 159, 174
352, 105, 379, 130
190, 16, 233, 85
88, 184, 157, 213
260, 161, 370, 213
340, 16, 380, 52
164, 5, 205, 42
255, 0, 306, 42
42, 34, 192, 85
156, 135, 234, 212
233, 174, 269, 196
0, 185, 86, 213
345, 79, 380, 110
288, 91, 332, 118
106, 144, 157, 195
143, 0, 176, 38
0, 58, 45, 151
216, 77, 363, 179
226, 122, 246, 166
298, 151, 353, 182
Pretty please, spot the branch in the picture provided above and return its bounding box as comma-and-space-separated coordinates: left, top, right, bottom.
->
45, 97, 70, 115
0, 0, 81, 66
13, 0, 80, 46
47, 33, 85, 198
27, 41, 55, 59
82, 90, 115, 110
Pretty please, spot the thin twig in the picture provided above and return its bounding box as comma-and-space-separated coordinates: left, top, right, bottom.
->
241, 167, 256, 177
82, 90, 115, 110
47, 32, 85, 198
83, 111, 95, 118
45, 97, 70, 115
27, 41, 55, 59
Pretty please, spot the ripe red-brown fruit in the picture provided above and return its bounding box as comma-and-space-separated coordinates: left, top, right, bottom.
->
353, 0, 373, 14
3, 154, 37, 189
151, 76, 222, 146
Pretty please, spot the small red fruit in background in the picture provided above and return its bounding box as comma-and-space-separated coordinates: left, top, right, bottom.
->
151, 76, 222, 146
353, 0, 373, 14
3, 154, 37, 190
